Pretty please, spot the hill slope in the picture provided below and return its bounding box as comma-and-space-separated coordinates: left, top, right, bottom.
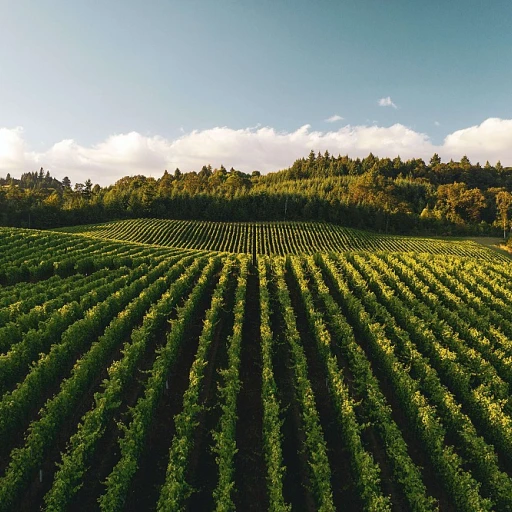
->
1, 226, 512, 510
55, 218, 501, 259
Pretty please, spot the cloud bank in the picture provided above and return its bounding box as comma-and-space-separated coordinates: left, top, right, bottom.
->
1, 118, 511, 186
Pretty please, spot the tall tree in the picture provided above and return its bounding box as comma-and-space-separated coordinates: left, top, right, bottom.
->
429, 153, 441, 167
84, 179, 93, 199
62, 176, 72, 190
496, 191, 512, 239
460, 155, 471, 170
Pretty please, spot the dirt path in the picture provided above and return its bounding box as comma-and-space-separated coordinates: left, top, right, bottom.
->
464, 237, 512, 260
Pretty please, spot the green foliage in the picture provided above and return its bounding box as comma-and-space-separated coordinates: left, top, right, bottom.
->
97, 256, 222, 510
2, 152, 512, 234
1, 224, 512, 511
258, 257, 291, 512
57, 218, 502, 260
156, 257, 234, 511
43, 255, 207, 511
272, 257, 335, 511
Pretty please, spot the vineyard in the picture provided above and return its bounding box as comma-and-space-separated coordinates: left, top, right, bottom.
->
1, 223, 512, 511
55, 218, 501, 259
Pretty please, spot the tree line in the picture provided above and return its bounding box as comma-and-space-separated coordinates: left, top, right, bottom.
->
1, 151, 512, 237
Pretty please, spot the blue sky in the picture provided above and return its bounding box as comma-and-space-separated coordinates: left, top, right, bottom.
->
1, 0, 512, 184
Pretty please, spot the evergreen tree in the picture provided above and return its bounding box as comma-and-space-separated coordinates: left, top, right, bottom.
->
62, 176, 72, 189
429, 153, 442, 167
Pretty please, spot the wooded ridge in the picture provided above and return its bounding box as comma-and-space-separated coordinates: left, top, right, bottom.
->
2, 151, 512, 237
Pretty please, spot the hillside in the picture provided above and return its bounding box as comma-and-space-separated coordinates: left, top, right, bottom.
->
2, 152, 512, 238
54, 218, 502, 260
0, 223, 511, 510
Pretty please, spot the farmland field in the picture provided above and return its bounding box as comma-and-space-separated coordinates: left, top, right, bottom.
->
1, 222, 512, 511
55, 218, 501, 259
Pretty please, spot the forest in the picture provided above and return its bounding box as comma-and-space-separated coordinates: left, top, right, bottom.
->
1, 150, 512, 237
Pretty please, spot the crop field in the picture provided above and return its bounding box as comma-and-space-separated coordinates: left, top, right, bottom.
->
56, 218, 500, 259
1, 223, 512, 511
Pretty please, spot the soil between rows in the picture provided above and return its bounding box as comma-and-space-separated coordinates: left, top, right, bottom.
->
233, 267, 268, 511
317, 256, 455, 511
124, 265, 224, 511
284, 261, 363, 512
186, 264, 238, 511
267, 262, 316, 512
14, 272, 175, 511
69, 264, 218, 511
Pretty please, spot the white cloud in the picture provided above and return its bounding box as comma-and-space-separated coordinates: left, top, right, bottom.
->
0, 127, 36, 170
443, 118, 512, 163
325, 114, 343, 123
1, 118, 512, 186
378, 96, 398, 109
434, 121, 441, 126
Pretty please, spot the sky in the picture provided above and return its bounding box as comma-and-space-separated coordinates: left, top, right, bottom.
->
1, 0, 512, 185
